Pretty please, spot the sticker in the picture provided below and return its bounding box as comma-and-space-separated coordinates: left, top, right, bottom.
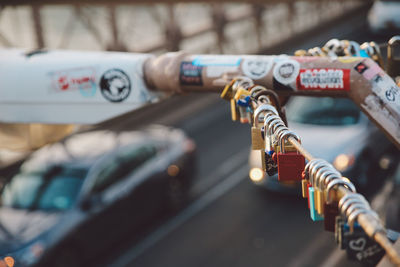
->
371, 73, 400, 111
180, 62, 203, 86
50, 67, 97, 97
354, 62, 368, 74
241, 56, 273, 80
99, 69, 131, 102
355, 59, 383, 81
192, 55, 241, 67
297, 69, 350, 91
273, 59, 300, 85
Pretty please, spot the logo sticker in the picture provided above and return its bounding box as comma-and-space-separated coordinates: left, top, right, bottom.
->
241, 56, 273, 80
50, 67, 97, 97
354, 62, 368, 74
100, 69, 131, 102
180, 62, 203, 86
273, 59, 300, 85
297, 69, 350, 91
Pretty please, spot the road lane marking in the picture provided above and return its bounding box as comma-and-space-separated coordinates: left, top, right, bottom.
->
110, 151, 249, 267
190, 149, 249, 197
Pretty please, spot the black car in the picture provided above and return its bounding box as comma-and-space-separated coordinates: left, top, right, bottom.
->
0, 125, 196, 267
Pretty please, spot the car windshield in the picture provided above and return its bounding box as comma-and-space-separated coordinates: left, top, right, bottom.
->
286, 96, 360, 126
1, 166, 87, 211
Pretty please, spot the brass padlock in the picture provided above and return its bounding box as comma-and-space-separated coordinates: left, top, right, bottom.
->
230, 99, 239, 121
387, 36, 400, 78
251, 104, 278, 150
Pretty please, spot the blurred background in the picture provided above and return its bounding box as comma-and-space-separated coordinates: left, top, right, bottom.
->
0, 0, 400, 267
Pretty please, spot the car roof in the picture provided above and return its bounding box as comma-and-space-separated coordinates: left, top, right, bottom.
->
20, 125, 185, 173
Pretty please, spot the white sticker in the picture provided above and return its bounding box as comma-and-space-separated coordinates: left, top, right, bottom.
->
371, 73, 400, 115
241, 56, 273, 80
273, 59, 300, 85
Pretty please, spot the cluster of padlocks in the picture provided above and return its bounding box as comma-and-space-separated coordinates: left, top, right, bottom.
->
222, 76, 399, 265
219, 38, 400, 265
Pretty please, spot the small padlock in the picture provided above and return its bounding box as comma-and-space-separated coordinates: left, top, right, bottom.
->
387, 36, 400, 78
277, 131, 305, 182
220, 79, 236, 101
308, 186, 323, 221
251, 104, 278, 150
323, 175, 342, 232
314, 166, 333, 215
230, 99, 239, 121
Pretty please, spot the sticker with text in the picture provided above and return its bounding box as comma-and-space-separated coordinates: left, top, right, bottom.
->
180, 62, 203, 86
297, 69, 350, 91
50, 67, 97, 97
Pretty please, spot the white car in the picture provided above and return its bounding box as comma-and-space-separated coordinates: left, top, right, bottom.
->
368, 0, 400, 33
248, 96, 398, 195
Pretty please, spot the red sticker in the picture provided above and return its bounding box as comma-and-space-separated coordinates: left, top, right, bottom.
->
297, 69, 350, 91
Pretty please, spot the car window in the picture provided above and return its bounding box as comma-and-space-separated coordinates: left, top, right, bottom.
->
90, 144, 157, 193
1, 167, 86, 211
286, 96, 360, 126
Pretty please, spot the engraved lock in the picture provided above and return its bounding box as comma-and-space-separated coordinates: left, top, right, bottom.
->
251, 105, 278, 150
387, 36, 400, 78
277, 131, 305, 182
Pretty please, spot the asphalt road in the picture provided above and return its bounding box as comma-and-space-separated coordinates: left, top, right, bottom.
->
97, 5, 394, 267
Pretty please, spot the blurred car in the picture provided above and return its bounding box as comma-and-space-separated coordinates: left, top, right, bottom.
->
0, 125, 196, 267
368, 0, 400, 34
249, 96, 398, 195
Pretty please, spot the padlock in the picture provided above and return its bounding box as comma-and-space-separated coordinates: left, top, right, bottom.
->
220, 79, 236, 101
302, 159, 325, 200
230, 99, 239, 121
335, 216, 345, 248
387, 36, 400, 78
308, 186, 323, 221
277, 131, 305, 182
251, 104, 278, 150
324, 174, 342, 232
313, 166, 333, 215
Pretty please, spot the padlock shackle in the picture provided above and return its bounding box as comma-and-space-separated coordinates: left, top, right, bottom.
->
338, 194, 368, 218
315, 166, 335, 191
304, 159, 326, 181
253, 104, 278, 127
309, 161, 330, 186
388, 36, 400, 59
279, 131, 300, 154
232, 76, 254, 91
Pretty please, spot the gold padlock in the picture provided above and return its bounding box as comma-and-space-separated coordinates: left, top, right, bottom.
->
230, 99, 239, 121
251, 104, 278, 150
221, 79, 236, 101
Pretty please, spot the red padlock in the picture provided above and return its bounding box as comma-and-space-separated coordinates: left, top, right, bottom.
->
277, 131, 305, 182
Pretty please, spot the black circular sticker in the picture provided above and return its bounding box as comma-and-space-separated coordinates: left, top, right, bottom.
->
100, 69, 131, 102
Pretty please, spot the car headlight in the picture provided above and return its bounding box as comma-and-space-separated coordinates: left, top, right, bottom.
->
333, 154, 355, 172
249, 167, 265, 183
